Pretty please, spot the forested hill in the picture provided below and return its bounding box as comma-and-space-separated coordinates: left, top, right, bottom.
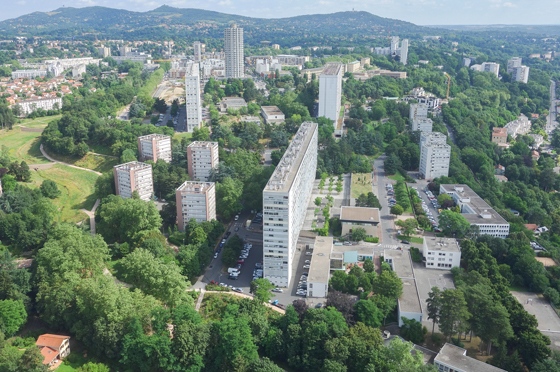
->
0, 6, 427, 41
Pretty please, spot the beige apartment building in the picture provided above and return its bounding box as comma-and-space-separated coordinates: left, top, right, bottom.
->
137, 134, 172, 163
176, 181, 216, 230
113, 161, 154, 201
186, 141, 219, 181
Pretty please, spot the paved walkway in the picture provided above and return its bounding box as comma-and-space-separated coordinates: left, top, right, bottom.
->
81, 199, 100, 235
40, 144, 102, 175
194, 289, 286, 314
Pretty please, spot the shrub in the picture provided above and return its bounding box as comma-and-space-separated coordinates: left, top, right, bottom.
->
410, 247, 422, 262
431, 333, 443, 346
451, 337, 465, 348
364, 237, 379, 243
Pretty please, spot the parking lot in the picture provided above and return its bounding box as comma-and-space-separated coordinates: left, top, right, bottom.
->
511, 291, 560, 332
411, 182, 441, 231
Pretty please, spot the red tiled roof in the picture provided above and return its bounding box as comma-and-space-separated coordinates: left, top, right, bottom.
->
36, 334, 70, 350
39, 346, 59, 365
525, 224, 538, 231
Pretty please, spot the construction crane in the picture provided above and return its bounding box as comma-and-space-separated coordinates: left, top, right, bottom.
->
444, 72, 451, 99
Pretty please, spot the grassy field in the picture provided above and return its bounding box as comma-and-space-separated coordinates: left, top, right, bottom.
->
17, 115, 61, 128
30, 164, 98, 223
174, 132, 193, 141
397, 235, 424, 244
351, 172, 373, 198
0, 128, 49, 164
47, 152, 118, 173
388, 171, 406, 182
87, 144, 115, 156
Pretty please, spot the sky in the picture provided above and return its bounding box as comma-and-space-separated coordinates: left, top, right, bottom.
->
0, 0, 556, 25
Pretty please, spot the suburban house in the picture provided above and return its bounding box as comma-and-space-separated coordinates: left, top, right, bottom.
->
35, 334, 71, 366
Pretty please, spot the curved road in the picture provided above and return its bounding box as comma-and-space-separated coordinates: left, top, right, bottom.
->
40, 144, 102, 176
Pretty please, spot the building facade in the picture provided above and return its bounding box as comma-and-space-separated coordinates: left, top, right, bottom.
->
12, 69, 47, 79
492, 127, 508, 144
224, 24, 244, 78
434, 343, 507, 372
16, 97, 63, 115
422, 237, 461, 270
263, 122, 318, 287
306, 237, 332, 298
193, 41, 202, 62
340, 206, 380, 238
261, 106, 285, 125
412, 118, 433, 133
176, 181, 216, 230
137, 134, 172, 163
185, 62, 202, 132
98, 47, 111, 58
113, 161, 153, 201
440, 184, 510, 238
419, 132, 450, 180
186, 141, 219, 182
318, 63, 343, 127
505, 114, 531, 138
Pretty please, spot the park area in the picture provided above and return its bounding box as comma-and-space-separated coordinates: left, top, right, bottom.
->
0, 128, 49, 165
351, 172, 373, 198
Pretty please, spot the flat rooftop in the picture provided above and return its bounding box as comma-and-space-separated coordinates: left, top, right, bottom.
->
308, 237, 332, 284
185, 62, 200, 76
384, 249, 414, 279
435, 343, 507, 372
424, 237, 460, 252
264, 121, 317, 193
340, 206, 380, 223
114, 161, 151, 172
322, 63, 342, 76
440, 184, 508, 225
221, 97, 247, 104
177, 181, 215, 193
400, 278, 422, 314
138, 133, 171, 141
261, 106, 284, 115
187, 141, 218, 149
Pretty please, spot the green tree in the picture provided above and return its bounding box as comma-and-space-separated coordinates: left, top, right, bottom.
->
250, 278, 275, 304
390, 204, 404, 216
354, 300, 383, 328
438, 289, 471, 341
363, 259, 375, 273
120, 148, 137, 163
384, 153, 402, 175
545, 288, 560, 306
438, 210, 471, 238
212, 315, 259, 370
0, 299, 26, 337
215, 177, 243, 220
75, 362, 110, 372
314, 197, 322, 207
373, 270, 403, 299
396, 218, 418, 237
19, 346, 48, 372
426, 286, 442, 334
1, 175, 17, 192
248, 357, 284, 372
400, 317, 427, 344
40, 180, 61, 199
351, 227, 367, 242
172, 320, 211, 372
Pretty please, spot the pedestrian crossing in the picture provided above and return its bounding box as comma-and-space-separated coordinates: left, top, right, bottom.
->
377, 244, 400, 249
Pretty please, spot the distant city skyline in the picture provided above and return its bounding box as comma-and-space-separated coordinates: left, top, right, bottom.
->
0, 0, 550, 25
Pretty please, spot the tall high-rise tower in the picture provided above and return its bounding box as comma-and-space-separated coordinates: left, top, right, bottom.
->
224, 24, 244, 78
193, 41, 202, 63
185, 62, 202, 133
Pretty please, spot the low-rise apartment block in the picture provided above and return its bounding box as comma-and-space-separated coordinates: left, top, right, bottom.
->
471, 62, 500, 77
508, 57, 530, 83
439, 184, 510, 238
492, 127, 508, 145
12, 69, 46, 79
176, 181, 216, 230
306, 237, 332, 298
340, 206, 380, 238
422, 237, 461, 270
260, 106, 285, 125
419, 132, 450, 180
17, 97, 63, 115
263, 122, 318, 287
113, 161, 154, 201
186, 141, 219, 181
505, 114, 531, 139
218, 97, 247, 112
138, 134, 172, 163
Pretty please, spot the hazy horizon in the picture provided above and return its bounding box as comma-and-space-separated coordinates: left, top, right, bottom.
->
0, 0, 553, 26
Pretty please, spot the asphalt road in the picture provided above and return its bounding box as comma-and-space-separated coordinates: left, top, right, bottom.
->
373, 154, 399, 247
547, 80, 559, 135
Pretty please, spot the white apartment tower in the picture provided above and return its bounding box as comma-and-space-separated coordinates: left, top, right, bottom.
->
409, 103, 429, 122
263, 122, 318, 287
507, 57, 522, 73
185, 62, 202, 132
113, 161, 154, 202
137, 134, 172, 163
400, 39, 409, 65
419, 132, 450, 180
318, 63, 343, 127
224, 24, 244, 78
186, 141, 219, 181
193, 41, 202, 63
176, 181, 216, 231
507, 57, 530, 83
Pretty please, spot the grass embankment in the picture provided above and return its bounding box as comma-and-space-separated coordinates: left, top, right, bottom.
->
351, 172, 373, 198
173, 132, 193, 141
17, 115, 61, 128
0, 128, 49, 164
46, 151, 118, 173
30, 164, 98, 223
388, 170, 407, 182
138, 68, 164, 102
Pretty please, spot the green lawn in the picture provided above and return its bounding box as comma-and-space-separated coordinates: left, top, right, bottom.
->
17, 115, 61, 128
87, 144, 115, 156
351, 173, 373, 198
46, 151, 118, 174
0, 128, 49, 164
174, 132, 193, 141
29, 164, 98, 223
56, 352, 90, 372
397, 235, 424, 244
388, 171, 406, 182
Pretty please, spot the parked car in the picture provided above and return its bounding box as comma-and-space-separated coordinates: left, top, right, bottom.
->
225, 232, 231, 238
235, 227, 239, 231
303, 264, 310, 269
305, 252, 313, 256
302, 272, 308, 276
214, 253, 218, 259
272, 288, 283, 293
233, 287, 243, 293
315, 303, 323, 309
234, 215, 239, 221
401, 240, 410, 244
305, 260, 311, 264
271, 300, 279, 305
228, 275, 239, 280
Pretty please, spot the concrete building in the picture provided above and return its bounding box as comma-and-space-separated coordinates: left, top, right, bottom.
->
218, 97, 247, 112
470, 62, 499, 77
98, 47, 111, 58
346, 60, 361, 73
505, 114, 531, 138
276, 54, 309, 66
419, 132, 450, 180
193, 41, 202, 62
307, 236, 332, 298
119, 46, 132, 56
137, 134, 172, 163
422, 237, 461, 269
440, 184, 510, 238
360, 57, 371, 67
176, 181, 216, 230
434, 343, 507, 372
184, 62, 202, 132
261, 106, 285, 125
318, 63, 343, 126
412, 118, 433, 133
373, 36, 408, 65
272, 44, 280, 50
11, 69, 46, 79
410, 103, 428, 122
186, 141, 219, 182
72, 64, 86, 78
16, 97, 63, 116
529, 133, 544, 148
507, 57, 523, 73
263, 122, 318, 287
224, 24, 244, 78
512, 66, 530, 84
113, 161, 153, 202
384, 250, 422, 327
462, 57, 472, 67
113, 52, 151, 65
492, 127, 508, 145
340, 206, 380, 238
